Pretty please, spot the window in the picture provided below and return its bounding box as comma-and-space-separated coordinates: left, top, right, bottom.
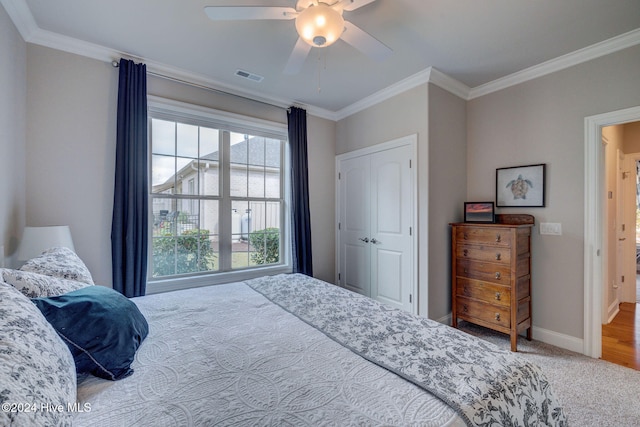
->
148, 97, 290, 291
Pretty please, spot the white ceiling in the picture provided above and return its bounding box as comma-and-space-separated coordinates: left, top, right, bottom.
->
5, 0, 640, 117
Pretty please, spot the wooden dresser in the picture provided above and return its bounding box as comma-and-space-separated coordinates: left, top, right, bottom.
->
450, 214, 534, 351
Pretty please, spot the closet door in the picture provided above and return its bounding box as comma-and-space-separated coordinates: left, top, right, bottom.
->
337, 141, 415, 313
338, 154, 371, 296
370, 145, 413, 312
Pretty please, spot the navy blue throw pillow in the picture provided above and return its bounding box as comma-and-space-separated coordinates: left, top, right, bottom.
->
32, 286, 149, 381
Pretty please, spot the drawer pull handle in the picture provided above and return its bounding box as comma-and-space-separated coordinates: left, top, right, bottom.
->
464, 268, 468, 274
463, 249, 469, 257
495, 313, 501, 321
495, 272, 501, 280
495, 292, 501, 301
495, 253, 501, 261
462, 304, 469, 313
463, 233, 468, 240
495, 234, 501, 242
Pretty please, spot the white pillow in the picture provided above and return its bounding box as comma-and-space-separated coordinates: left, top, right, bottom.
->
0, 282, 76, 427
1, 268, 90, 298
20, 247, 94, 285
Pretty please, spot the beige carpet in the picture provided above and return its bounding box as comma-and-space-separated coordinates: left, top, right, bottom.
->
457, 321, 640, 427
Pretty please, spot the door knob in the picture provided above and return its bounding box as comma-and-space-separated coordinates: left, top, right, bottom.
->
370, 238, 381, 244
358, 237, 369, 243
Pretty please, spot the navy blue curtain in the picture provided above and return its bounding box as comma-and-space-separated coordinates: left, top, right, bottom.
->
287, 107, 313, 276
111, 59, 148, 297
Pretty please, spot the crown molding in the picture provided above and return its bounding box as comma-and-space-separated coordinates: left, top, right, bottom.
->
2, 0, 337, 120
144, 58, 337, 120
4, 0, 639, 120
334, 68, 431, 120
0, 0, 37, 41
28, 28, 120, 63
426, 68, 471, 100
468, 28, 640, 100
334, 67, 471, 120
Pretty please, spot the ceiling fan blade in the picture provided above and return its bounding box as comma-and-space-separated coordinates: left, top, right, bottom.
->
283, 37, 312, 75
341, 20, 391, 61
338, 0, 377, 12
204, 6, 297, 21
295, 0, 315, 11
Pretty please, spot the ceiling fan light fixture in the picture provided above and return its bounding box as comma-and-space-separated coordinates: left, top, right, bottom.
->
295, 3, 344, 47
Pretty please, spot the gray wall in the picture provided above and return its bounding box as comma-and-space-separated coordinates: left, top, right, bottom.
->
24, 44, 336, 287
427, 85, 467, 319
467, 44, 640, 339
0, 5, 26, 264
307, 116, 336, 283
26, 46, 117, 285
336, 83, 467, 319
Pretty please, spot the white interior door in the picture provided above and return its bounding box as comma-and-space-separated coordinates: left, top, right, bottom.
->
337, 138, 416, 313
622, 154, 640, 303
338, 155, 371, 296
613, 149, 638, 304
615, 150, 624, 305
369, 146, 413, 312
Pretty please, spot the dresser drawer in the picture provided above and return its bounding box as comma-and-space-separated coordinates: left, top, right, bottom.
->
456, 259, 511, 284
456, 244, 511, 264
456, 278, 511, 307
457, 296, 510, 328
456, 227, 512, 247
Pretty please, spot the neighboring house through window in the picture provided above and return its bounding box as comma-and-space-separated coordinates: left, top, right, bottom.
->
148, 97, 291, 292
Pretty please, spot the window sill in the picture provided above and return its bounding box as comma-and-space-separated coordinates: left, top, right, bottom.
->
146, 265, 293, 295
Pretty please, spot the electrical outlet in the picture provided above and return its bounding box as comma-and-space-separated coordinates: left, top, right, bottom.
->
540, 222, 562, 235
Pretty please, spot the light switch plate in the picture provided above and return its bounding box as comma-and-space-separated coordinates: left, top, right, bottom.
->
540, 222, 562, 235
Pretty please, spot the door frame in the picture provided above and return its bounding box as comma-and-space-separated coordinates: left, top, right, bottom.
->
335, 134, 419, 314
584, 105, 640, 358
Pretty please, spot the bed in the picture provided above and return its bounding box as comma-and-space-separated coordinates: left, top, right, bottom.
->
0, 248, 567, 427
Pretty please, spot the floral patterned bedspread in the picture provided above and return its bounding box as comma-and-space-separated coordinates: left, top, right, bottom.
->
75, 278, 463, 426
246, 274, 568, 427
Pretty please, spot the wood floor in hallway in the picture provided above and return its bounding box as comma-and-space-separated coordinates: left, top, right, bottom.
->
601, 302, 640, 370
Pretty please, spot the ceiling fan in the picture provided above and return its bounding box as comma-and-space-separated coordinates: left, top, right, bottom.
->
204, 0, 392, 75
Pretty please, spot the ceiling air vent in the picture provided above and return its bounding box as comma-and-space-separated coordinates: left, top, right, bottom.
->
235, 69, 264, 82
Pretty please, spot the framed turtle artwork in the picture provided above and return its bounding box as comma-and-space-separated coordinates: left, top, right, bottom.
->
496, 163, 546, 207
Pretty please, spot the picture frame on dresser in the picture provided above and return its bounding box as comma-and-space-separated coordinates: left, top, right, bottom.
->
496, 163, 545, 207
463, 202, 495, 223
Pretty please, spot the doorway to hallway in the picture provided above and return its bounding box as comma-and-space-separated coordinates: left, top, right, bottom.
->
585, 106, 640, 360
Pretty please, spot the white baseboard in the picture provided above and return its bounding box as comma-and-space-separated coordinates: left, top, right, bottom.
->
435, 314, 452, 325
531, 326, 584, 354
606, 300, 620, 324
433, 313, 584, 354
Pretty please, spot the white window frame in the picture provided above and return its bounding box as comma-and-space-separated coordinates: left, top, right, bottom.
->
147, 96, 292, 294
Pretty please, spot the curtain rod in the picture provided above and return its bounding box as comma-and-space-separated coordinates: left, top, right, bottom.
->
111, 60, 288, 112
